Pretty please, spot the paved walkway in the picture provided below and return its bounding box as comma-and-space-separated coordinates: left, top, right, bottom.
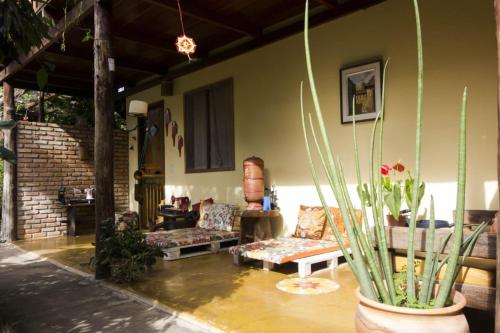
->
0, 244, 209, 333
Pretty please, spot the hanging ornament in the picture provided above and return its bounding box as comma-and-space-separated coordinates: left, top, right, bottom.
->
177, 135, 184, 158
165, 108, 172, 136
175, 0, 196, 60
171, 121, 178, 146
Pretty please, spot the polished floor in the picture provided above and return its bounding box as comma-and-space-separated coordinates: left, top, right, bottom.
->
16, 235, 359, 333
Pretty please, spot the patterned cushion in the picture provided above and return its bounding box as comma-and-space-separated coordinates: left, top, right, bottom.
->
322, 208, 362, 241
229, 237, 343, 264
145, 228, 239, 248
199, 203, 236, 231
293, 205, 327, 240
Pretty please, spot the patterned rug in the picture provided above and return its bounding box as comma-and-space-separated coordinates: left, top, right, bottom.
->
276, 277, 340, 295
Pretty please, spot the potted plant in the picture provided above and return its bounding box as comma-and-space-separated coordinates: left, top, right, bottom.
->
381, 162, 425, 227
91, 218, 162, 283
300, 0, 487, 332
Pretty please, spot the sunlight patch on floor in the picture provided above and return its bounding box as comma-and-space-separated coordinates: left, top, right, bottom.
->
16, 235, 358, 333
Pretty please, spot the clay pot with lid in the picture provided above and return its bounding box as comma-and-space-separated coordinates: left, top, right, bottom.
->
243, 156, 264, 210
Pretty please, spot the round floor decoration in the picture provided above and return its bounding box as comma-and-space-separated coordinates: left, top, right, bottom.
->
276, 277, 340, 295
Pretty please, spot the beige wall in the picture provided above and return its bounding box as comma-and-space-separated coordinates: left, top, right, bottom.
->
127, 0, 498, 234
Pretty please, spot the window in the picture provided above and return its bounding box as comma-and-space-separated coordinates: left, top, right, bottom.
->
184, 79, 234, 173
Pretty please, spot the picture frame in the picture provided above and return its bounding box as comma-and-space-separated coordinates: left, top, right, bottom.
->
340, 60, 382, 124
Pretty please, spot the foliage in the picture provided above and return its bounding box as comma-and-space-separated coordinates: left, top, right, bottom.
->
91, 218, 162, 283
301, 0, 488, 309
0, 0, 51, 65
380, 162, 425, 219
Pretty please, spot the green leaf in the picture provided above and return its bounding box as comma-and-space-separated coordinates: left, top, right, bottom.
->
36, 67, 48, 90
384, 184, 402, 219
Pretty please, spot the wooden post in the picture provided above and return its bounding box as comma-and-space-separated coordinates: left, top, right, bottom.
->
1, 81, 16, 242
94, 0, 114, 279
37, 91, 45, 122
495, 1, 500, 331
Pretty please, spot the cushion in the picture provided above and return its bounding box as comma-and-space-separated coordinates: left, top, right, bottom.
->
145, 227, 239, 249
321, 208, 362, 241
196, 198, 214, 226
293, 205, 326, 240
198, 203, 236, 231
229, 237, 343, 264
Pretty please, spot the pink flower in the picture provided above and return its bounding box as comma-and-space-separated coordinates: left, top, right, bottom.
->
393, 162, 405, 173
381, 164, 392, 176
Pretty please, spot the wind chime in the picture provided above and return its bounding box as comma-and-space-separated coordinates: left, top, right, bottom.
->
175, 0, 196, 61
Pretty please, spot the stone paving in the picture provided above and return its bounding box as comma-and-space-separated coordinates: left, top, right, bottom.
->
0, 244, 209, 333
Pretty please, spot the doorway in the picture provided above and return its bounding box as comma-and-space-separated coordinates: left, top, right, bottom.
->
137, 101, 165, 229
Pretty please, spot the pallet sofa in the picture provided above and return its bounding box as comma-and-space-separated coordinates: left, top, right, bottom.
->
230, 205, 359, 277
145, 203, 240, 260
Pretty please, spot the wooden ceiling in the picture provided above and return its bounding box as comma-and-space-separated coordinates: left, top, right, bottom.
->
3, 0, 385, 97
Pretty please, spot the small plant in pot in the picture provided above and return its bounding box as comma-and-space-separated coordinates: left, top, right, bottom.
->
380, 162, 425, 227
91, 218, 162, 283
300, 0, 487, 332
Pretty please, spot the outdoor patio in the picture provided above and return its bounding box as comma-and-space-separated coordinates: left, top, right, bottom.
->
15, 235, 359, 333
0, 0, 499, 332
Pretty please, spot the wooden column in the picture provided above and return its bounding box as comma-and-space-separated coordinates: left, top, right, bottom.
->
94, 0, 114, 279
495, 1, 500, 331
1, 81, 16, 242
37, 91, 45, 122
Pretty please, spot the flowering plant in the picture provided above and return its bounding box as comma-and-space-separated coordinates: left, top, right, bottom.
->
381, 162, 425, 220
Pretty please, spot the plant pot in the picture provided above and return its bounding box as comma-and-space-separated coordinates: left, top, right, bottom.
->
386, 214, 407, 227
354, 287, 469, 333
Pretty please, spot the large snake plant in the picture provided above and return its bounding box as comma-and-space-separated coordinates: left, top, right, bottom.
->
301, 0, 488, 308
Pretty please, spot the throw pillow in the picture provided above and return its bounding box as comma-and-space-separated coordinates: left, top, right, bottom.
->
200, 203, 236, 231
293, 205, 326, 240
321, 207, 362, 241
195, 198, 214, 227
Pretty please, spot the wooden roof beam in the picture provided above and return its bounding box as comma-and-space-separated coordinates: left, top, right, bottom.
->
142, 0, 261, 37
43, 51, 161, 75
0, 0, 94, 82
112, 31, 178, 54
314, 0, 339, 8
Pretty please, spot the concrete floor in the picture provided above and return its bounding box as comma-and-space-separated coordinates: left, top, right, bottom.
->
15, 235, 359, 333
0, 243, 209, 333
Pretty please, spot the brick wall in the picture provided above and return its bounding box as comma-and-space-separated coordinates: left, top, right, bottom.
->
16, 122, 129, 239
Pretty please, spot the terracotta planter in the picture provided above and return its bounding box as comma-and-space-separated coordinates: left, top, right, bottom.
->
354, 287, 469, 333
386, 214, 407, 227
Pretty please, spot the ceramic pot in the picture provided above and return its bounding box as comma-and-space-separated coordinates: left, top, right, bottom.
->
386, 214, 407, 227
354, 287, 469, 333
243, 156, 264, 210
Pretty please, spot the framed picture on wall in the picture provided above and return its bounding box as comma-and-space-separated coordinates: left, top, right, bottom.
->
340, 60, 382, 124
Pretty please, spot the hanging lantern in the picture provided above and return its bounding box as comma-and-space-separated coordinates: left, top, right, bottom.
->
175, 0, 196, 60
175, 35, 196, 59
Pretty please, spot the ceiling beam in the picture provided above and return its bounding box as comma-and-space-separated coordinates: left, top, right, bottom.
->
314, 0, 339, 8
43, 51, 161, 75
112, 31, 178, 54
0, 0, 94, 82
142, 0, 261, 37
11, 78, 92, 97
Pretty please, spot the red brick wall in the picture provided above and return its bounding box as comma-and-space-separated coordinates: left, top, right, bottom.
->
16, 122, 129, 239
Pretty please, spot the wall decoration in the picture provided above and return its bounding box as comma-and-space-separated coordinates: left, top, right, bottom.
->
340, 60, 382, 124
177, 135, 184, 157
171, 121, 178, 146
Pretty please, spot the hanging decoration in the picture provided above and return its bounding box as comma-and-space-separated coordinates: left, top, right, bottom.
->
171, 121, 178, 146
175, 0, 196, 60
177, 136, 184, 157
165, 108, 172, 136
